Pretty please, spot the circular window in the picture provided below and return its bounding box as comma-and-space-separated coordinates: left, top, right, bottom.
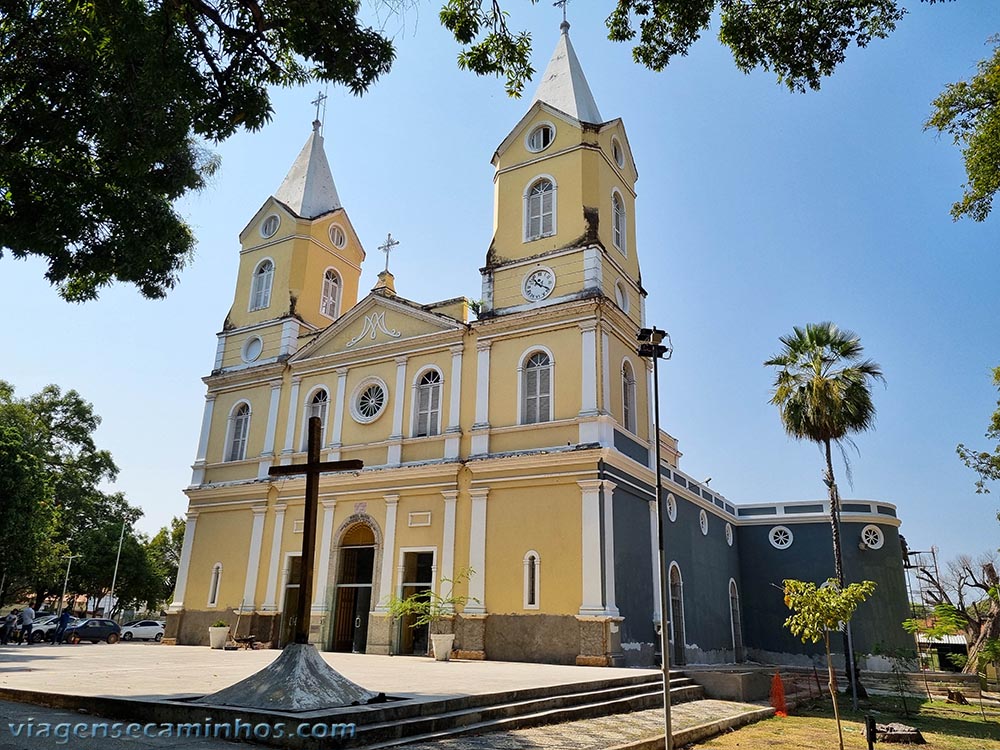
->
611, 137, 624, 168
261, 214, 280, 238
666, 493, 677, 522
526, 123, 555, 153
241, 336, 263, 363
614, 281, 630, 313
699, 509, 709, 536
861, 524, 884, 550
769, 526, 794, 549
725, 523, 733, 547
330, 225, 346, 248
351, 379, 388, 424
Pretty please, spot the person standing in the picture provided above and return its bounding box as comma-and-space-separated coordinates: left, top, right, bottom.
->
0, 611, 10, 645
53, 609, 71, 644
7, 610, 19, 644
19, 605, 34, 645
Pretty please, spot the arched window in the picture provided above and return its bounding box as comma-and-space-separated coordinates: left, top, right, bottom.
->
227, 403, 251, 462
208, 563, 222, 606
302, 389, 328, 449
612, 191, 626, 253
320, 269, 340, 318
523, 551, 540, 609
522, 351, 552, 424
729, 579, 744, 662
525, 178, 555, 241
414, 370, 442, 437
669, 563, 686, 666
250, 259, 273, 311
622, 360, 637, 433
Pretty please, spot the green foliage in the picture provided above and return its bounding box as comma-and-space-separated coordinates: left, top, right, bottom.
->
782, 578, 877, 644
388, 567, 478, 627
947, 652, 969, 670
925, 37, 1000, 222
440, 0, 534, 97
903, 602, 968, 638
212, 619, 229, 628
0, 0, 394, 301
957, 365, 1000, 493
145, 517, 186, 608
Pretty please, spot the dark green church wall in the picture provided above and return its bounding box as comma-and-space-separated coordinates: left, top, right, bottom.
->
736, 519, 911, 667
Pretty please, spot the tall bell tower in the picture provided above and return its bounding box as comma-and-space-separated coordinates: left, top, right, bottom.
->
481, 21, 644, 325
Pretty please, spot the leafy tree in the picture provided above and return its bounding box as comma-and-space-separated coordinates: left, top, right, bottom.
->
925, 37, 1000, 222
783, 578, 877, 750
957, 365, 1000, 493
146, 517, 186, 609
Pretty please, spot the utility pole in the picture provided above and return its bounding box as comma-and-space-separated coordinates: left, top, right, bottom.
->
107, 519, 127, 619
59, 554, 80, 616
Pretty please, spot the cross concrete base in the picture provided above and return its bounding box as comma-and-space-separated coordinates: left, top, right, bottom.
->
194, 643, 382, 711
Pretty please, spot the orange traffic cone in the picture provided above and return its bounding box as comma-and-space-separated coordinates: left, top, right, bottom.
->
770, 672, 788, 717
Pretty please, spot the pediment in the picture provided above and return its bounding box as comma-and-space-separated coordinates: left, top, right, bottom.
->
291, 294, 467, 362
492, 101, 592, 163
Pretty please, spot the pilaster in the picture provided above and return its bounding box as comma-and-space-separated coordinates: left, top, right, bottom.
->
388, 357, 407, 465
312, 499, 337, 611
444, 345, 464, 459
258, 383, 283, 479
280, 377, 302, 465
168, 510, 199, 612
190, 395, 216, 486
241, 505, 267, 611
328, 368, 349, 460
261, 503, 287, 611
471, 341, 491, 456
578, 479, 604, 616
601, 479, 619, 617
374, 495, 399, 611
440, 490, 458, 604
465, 488, 489, 614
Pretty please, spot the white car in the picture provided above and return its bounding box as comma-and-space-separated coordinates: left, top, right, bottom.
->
120, 620, 165, 641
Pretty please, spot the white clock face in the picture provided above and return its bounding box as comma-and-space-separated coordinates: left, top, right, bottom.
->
523, 268, 555, 301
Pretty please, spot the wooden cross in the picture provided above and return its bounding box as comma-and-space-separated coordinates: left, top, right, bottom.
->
269, 416, 362, 644
378, 233, 399, 273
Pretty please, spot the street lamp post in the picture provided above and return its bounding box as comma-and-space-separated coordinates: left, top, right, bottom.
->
638, 326, 674, 750
107, 519, 127, 619
59, 554, 80, 617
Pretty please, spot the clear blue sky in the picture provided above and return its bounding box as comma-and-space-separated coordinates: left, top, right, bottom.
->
3, 3, 998, 566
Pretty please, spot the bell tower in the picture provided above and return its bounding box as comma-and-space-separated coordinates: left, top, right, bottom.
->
481, 21, 643, 323
213, 119, 366, 374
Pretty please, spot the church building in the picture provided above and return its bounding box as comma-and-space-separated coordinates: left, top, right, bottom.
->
165, 24, 911, 668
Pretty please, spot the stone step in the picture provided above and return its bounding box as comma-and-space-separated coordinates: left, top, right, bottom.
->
352, 674, 703, 748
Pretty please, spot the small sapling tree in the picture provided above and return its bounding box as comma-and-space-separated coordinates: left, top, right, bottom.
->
783, 578, 877, 750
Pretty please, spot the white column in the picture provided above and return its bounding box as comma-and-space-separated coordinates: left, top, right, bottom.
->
649, 500, 661, 623
388, 357, 407, 465
471, 341, 491, 455
578, 479, 604, 615
312, 499, 337, 611
328, 368, 348, 459
602, 479, 619, 617
242, 505, 268, 611
601, 331, 611, 415
168, 510, 199, 611
440, 490, 458, 600
261, 503, 287, 611
579, 321, 599, 416
465, 488, 489, 614
258, 383, 283, 479
190, 395, 216, 485
213, 335, 226, 371
280, 377, 302, 464
374, 495, 399, 611
444, 345, 463, 459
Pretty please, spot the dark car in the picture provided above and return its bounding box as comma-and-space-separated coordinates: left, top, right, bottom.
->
64, 618, 121, 644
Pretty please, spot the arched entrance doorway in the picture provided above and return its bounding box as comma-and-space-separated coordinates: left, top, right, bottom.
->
331, 523, 375, 652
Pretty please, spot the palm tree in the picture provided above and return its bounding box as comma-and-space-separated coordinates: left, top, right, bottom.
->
765, 322, 884, 700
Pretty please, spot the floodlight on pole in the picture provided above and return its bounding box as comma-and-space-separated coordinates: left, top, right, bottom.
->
637, 325, 673, 750
59, 554, 80, 617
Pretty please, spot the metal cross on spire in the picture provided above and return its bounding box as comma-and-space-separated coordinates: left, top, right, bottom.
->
379, 232, 399, 273
553, 0, 569, 24
311, 89, 328, 133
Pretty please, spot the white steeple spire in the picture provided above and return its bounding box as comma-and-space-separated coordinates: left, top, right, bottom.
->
530, 21, 603, 124
274, 119, 342, 219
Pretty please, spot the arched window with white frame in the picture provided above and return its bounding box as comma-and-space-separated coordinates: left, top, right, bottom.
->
612, 190, 626, 254
414, 369, 442, 437
523, 550, 540, 609
207, 563, 222, 607
227, 402, 251, 462
301, 388, 329, 449
249, 259, 274, 311
668, 562, 686, 666
320, 269, 340, 319
729, 579, 744, 662
522, 350, 553, 424
622, 359, 637, 433
525, 177, 556, 241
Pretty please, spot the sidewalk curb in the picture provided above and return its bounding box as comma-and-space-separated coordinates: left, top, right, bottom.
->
607, 706, 776, 750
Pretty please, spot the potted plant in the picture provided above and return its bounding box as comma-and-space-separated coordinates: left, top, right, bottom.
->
208, 619, 230, 649
388, 569, 476, 661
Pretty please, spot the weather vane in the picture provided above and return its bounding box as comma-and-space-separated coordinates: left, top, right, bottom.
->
553, 0, 569, 24
379, 233, 399, 273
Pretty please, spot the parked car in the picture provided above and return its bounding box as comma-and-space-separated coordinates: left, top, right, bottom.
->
120, 620, 164, 642
64, 618, 121, 644
30, 615, 79, 643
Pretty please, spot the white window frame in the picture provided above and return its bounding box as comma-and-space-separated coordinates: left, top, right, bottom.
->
523, 175, 557, 242
207, 562, 223, 607
525, 122, 556, 153
329, 224, 347, 248
350, 376, 389, 425
699, 509, 709, 536
523, 550, 541, 610
226, 401, 252, 462
611, 136, 625, 168
614, 280, 630, 313
769, 525, 794, 549
668, 561, 685, 658
725, 522, 734, 547
666, 492, 677, 522
611, 189, 627, 255
320, 268, 341, 320
729, 578, 743, 660
300, 386, 330, 450
241, 335, 263, 363
395, 547, 439, 600
410, 367, 444, 438
517, 346, 555, 425
621, 357, 637, 434
260, 214, 280, 238
860, 524, 884, 550
248, 257, 274, 312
